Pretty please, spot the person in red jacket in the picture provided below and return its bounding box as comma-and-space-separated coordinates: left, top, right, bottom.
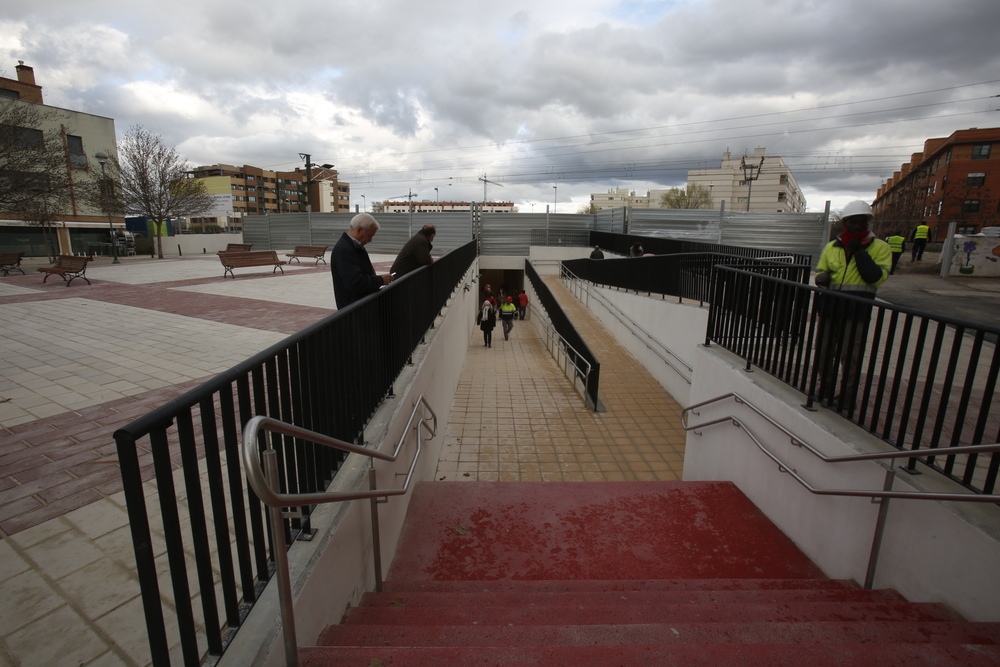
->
517, 289, 528, 320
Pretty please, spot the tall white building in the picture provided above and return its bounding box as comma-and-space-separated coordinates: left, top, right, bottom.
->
687, 148, 806, 213
590, 148, 806, 213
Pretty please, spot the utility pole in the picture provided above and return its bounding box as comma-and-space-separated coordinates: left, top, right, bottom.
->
298, 153, 312, 212
740, 155, 764, 212
478, 174, 503, 210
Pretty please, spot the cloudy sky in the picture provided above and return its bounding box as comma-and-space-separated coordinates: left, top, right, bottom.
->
4, 0, 999, 213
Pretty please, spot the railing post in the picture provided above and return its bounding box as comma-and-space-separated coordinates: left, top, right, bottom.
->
264, 448, 298, 667
369, 468, 384, 593
864, 467, 895, 590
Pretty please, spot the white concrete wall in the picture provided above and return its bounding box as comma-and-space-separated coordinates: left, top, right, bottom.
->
583, 286, 704, 407
221, 261, 479, 667
684, 343, 1000, 622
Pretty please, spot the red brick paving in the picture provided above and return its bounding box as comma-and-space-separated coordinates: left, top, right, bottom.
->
0, 257, 377, 535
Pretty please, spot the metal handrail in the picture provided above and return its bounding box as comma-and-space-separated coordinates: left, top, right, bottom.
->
682, 392, 1000, 588
241, 395, 437, 667
534, 314, 593, 400
561, 265, 693, 381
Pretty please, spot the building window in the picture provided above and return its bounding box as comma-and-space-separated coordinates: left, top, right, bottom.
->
65, 135, 88, 168
957, 225, 978, 234
777, 192, 786, 201
737, 197, 749, 203
962, 199, 981, 214
779, 174, 788, 184
946, 149, 952, 164
6, 125, 44, 149
0, 88, 20, 99
972, 144, 991, 160
937, 201, 943, 215
967, 172, 986, 187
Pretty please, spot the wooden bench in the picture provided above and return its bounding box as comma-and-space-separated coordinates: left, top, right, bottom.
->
285, 245, 329, 265
218, 250, 286, 279
37, 255, 91, 286
0, 251, 25, 276
225, 243, 253, 252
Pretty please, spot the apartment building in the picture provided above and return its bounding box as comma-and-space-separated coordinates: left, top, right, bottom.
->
189, 164, 350, 231
873, 127, 1000, 239
590, 148, 805, 213
687, 148, 806, 213
0, 63, 121, 255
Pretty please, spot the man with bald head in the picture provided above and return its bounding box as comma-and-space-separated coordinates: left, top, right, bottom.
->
331, 213, 394, 309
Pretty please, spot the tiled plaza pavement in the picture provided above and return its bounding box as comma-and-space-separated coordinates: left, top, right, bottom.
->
435, 274, 686, 483
0, 253, 395, 667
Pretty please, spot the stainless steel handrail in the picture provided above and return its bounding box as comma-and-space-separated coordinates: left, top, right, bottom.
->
532, 312, 593, 403
682, 392, 1000, 588
561, 266, 693, 382
241, 395, 436, 667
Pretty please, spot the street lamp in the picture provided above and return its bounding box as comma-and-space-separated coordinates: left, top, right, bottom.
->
361, 194, 366, 212
434, 187, 439, 203
552, 185, 558, 213
94, 151, 120, 264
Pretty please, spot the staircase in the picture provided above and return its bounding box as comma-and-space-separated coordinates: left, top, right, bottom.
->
301, 481, 1000, 666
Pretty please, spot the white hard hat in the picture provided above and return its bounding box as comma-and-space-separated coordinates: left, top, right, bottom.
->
840, 200, 874, 220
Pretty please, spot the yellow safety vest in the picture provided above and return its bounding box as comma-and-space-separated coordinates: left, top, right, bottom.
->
817, 238, 892, 294
887, 235, 905, 253
914, 225, 929, 240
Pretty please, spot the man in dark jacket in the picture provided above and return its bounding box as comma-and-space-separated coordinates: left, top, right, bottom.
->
331, 213, 393, 309
390, 224, 436, 277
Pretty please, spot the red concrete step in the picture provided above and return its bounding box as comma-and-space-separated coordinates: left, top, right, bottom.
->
382, 578, 858, 594
299, 642, 1000, 666
318, 621, 1000, 648
389, 481, 826, 582
358, 587, 906, 608
341, 601, 961, 626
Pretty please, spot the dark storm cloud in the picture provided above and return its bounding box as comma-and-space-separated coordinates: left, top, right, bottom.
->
3, 0, 999, 210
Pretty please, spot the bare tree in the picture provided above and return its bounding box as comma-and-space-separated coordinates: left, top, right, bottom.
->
0, 97, 76, 258
658, 184, 712, 209
90, 125, 213, 259
577, 202, 597, 214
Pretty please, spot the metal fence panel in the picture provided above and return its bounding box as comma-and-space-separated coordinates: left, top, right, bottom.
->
629, 208, 722, 241
595, 207, 626, 233
627, 208, 829, 266
242, 212, 474, 257
481, 212, 596, 255
720, 212, 829, 264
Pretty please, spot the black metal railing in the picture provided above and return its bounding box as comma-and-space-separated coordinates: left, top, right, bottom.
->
589, 231, 813, 266
525, 260, 601, 409
113, 240, 475, 667
707, 266, 1000, 495
563, 252, 812, 305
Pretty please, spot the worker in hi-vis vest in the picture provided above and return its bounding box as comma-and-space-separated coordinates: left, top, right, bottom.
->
887, 232, 906, 275
911, 223, 930, 261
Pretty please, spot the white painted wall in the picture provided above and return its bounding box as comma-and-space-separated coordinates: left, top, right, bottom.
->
684, 343, 1000, 622
221, 262, 480, 667
580, 285, 704, 407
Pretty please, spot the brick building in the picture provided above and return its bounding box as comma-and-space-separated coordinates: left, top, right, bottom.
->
873, 128, 999, 240
0, 63, 121, 256
189, 164, 350, 231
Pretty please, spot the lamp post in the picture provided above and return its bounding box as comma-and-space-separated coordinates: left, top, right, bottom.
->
552, 185, 558, 213
94, 151, 120, 264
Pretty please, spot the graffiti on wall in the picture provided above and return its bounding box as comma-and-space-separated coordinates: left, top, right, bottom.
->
950, 236, 1000, 277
